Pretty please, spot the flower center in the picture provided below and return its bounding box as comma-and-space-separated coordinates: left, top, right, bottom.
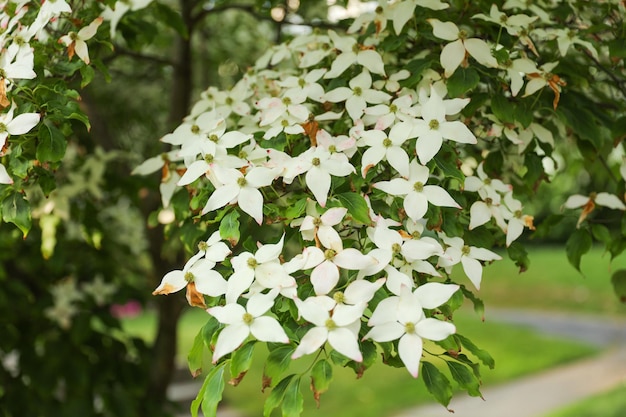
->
429, 119, 439, 130
413, 182, 424, 192
225, 97, 234, 105
391, 243, 402, 254
191, 124, 200, 134
458, 29, 468, 40
313, 217, 322, 227
383, 138, 392, 148
209, 134, 219, 142
389, 104, 398, 113
204, 154, 214, 163
0, 123, 6, 133
461, 245, 471, 256
281, 119, 289, 127
485, 197, 493, 206
298, 78, 306, 88
514, 209, 523, 219
353, 86, 363, 96
198, 241, 209, 252
312, 157, 321, 166
282, 96, 292, 105
328, 144, 337, 153
184, 271, 195, 282
238, 150, 248, 159
247, 257, 258, 268
333, 291, 345, 304
324, 249, 336, 260
237, 177, 247, 187
404, 322, 415, 334
483, 178, 491, 185
242, 312, 254, 325
325, 318, 337, 330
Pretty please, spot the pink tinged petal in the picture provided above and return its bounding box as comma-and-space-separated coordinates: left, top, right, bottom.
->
255, 235, 284, 263
356, 50, 386, 75
321, 207, 348, 226
423, 185, 461, 209
344, 278, 385, 304
596, 193, 626, 210
345, 95, 367, 120
208, 304, 246, 325
415, 318, 456, 341
324, 87, 353, 102
414, 283, 459, 309
361, 147, 386, 177
428, 19, 460, 41
0, 164, 13, 184
334, 248, 375, 270
306, 167, 331, 207
368, 296, 400, 326
461, 255, 483, 290
398, 333, 424, 378
440, 39, 466, 77
364, 322, 405, 342
464, 38, 498, 68
177, 160, 210, 186
469, 201, 492, 230
386, 146, 411, 178
202, 184, 239, 214
439, 120, 477, 144
250, 316, 289, 343
212, 323, 250, 363
564, 194, 589, 209
415, 130, 443, 164
374, 178, 412, 196
404, 191, 429, 221
311, 260, 340, 295
238, 186, 264, 225
317, 226, 343, 252
328, 327, 363, 362
195, 270, 228, 297
292, 327, 328, 359
152, 270, 186, 295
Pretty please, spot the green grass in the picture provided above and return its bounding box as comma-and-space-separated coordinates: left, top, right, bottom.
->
473, 246, 626, 316
543, 383, 626, 417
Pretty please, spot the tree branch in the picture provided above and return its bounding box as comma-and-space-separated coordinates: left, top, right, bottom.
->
583, 49, 626, 100
106, 46, 176, 67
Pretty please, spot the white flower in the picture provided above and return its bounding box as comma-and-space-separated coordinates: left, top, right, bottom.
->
428, 19, 498, 77
201, 165, 277, 224
292, 296, 365, 362
324, 70, 391, 121
0, 43, 36, 82
0, 163, 13, 184
256, 90, 309, 126
502, 193, 535, 246
299, 207, 347, 249
277, 69, 327, 102
0, 106, 40, 149
360, 122, 413, 178
324, 30, 386, 78
374, 159, 461, 222
101, 0, 153, 38
438, 235, 501, 290
208, 289, 289, 363
58, 17, 103, 65
363, 93, 419, 130
364, 284, 458, 377
387, 0, 449, 35
410, 87, 476, 164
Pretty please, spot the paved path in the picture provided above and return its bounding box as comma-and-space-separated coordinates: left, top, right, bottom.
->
169, 309, 626, 417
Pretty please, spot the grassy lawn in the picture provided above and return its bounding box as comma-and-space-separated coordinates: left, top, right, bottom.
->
542, 383, 626, 417
473, 246, 626, 316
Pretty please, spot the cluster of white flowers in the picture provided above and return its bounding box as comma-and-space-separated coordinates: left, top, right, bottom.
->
143, 0, 626, 381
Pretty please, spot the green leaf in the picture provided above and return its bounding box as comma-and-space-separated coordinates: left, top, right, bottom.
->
507, 242, 530, 273
229, 341, 256, 386
201, 363, 226, 417
610, 269, 626, 303
421, 361, 452, 408
79, 65, 95, 88
202, 315, 221, 350
187, 328, 205, 378
1, 192, 31, 237
36, 120, 67, 163
282, 376, 304, 417
566, 228, 592, 272
220, 210, 241, 246
456, 334, 495, 369
560, 106, 603, 151
153, 2, 189, 38
310, 359, 332, 406
446, 361, 482, 398
446, 67, 480, 97
608, 39, 626, 58
514, 100, 534, 128
263, 375, 295, 417
591, 224, 612, 246
263, 346, 295, 390
490, 94, 516, 124
333, 192, 371, 224
433, 143, 464, 183
284, 198, 307, 219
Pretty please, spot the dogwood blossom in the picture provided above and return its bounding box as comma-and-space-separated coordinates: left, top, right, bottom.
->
324, 30, 386, 78
438, 234, 501, 290
324, 70, 391, 121
360, 122, 413, 178
58, 17, 103, 65
564, 192, 626, 228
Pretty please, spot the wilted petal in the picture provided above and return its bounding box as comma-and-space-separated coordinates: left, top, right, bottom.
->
152, 270, 186, 295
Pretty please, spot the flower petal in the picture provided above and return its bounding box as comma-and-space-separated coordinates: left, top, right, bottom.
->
415, 318, 456, 341
328, 327, 363, 362
250, 316, 289, 343
212, 323, 250, 363
414, 283, 459, 309
398, 333, 423, 377
292, 327, 328, 359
